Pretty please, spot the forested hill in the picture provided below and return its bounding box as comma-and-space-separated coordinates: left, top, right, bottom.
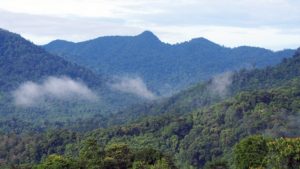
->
0, 29, 103, 91
111, 48, 300, 124
3, 69, 300, 169
86, 78, 300, 168
44, 31, 294, 95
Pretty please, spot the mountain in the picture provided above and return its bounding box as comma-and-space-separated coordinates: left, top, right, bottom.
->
44, 31, 295, 95
0, 29, 142, 123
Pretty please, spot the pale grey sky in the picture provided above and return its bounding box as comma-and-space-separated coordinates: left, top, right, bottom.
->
0, 0, 299, 50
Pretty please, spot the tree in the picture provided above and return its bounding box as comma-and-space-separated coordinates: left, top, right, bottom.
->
79, 138, 103, 169
150, 158, 172, 169
34, 154, 76, 169
104, 143, 133, 169
266, 138, 300, 169
233, 135, 268, 169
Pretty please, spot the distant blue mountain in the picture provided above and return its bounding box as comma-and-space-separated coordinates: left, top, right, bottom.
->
44, 31, 295, 95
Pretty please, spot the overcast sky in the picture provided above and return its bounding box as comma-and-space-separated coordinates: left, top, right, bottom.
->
0, 0, 299, 50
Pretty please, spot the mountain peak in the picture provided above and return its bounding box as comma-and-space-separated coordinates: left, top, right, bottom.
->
47, 39, 74, 46
136, 31, 160, 42
190, 37, 214, 44
139, 30, 155, 36
187, 37, 220, 48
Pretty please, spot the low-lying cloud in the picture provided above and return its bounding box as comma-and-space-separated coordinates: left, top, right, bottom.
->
110, 76, 157, 100
208, 72, 233, 97
13, 76, 97, 107
264, 113, 300, 138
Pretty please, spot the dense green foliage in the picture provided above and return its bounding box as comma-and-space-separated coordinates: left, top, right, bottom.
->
0, 129, 79, 165
44, 31, 294, 95
10, 138, 177, 169
84, 78, 300, 168
233, 136, 300, 169
233, 135, 269, 169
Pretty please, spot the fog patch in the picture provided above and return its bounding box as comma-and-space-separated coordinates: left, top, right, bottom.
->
264, 113, 300, 138
208, 72, 233, 97
13, 76, 97, 107
110, 76, 157, 100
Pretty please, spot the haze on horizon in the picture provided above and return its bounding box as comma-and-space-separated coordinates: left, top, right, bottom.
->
0, 0, 299, 50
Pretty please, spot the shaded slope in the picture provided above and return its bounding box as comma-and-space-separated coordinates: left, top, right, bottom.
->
0, 29, 104, 90
0, 29, 133, 123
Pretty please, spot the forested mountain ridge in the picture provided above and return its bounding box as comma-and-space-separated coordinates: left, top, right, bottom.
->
0, 29, 103, 90
44, 31, 295, 95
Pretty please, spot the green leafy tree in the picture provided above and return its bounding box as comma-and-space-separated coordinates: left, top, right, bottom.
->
79, 138, 103, 169
150, 158, 172, 169
134, 148, 164, 165
266, 138, 300, 169
34, 154, 76, 169
132, 161, 149, 169
104, 143, 133, 169
233, 135, 268, 169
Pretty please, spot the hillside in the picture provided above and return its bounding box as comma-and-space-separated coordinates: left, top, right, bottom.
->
3, 75, 300, 168
0, 29, 142, 124
110, 48, 300, 124
6, 47, 297, 132
44, 31, 294, 95
84, 77, 300, 168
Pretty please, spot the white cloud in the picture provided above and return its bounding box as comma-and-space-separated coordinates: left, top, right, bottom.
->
1, 0, 298, 27
110, 76, 157, 100
0, 10, 140, 44
13, 76, 97, 107
208, 72, 233, 97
